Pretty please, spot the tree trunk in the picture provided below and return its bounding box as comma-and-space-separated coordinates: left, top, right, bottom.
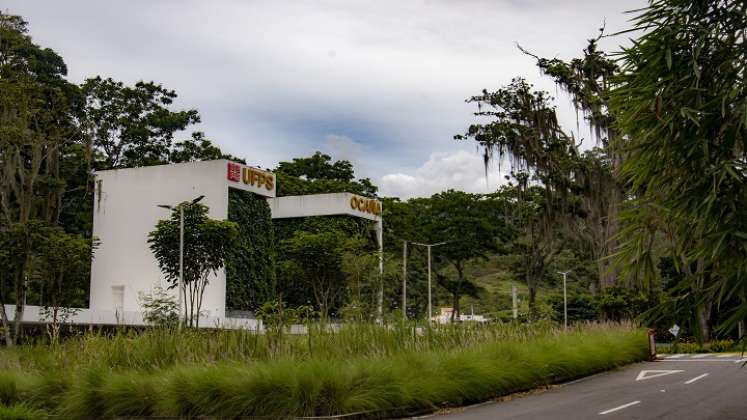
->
451, 293, 459, 323
0, 301, 13, 347
694, 257, 712, 345
12, 269, 27, 345
528, 286, 537, 315
599, 182, 623, 290
696, 298, 712, 345
526, 248, 544, 318
454, 264, 465, 322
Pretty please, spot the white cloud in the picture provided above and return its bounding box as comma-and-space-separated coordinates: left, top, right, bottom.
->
322, 134, 374, 179
379, 150, 508, 199
324, 134, 363, 164
5, 0, 645, 179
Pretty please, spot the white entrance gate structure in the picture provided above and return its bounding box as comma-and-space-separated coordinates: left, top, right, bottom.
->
84, 159, 382, 327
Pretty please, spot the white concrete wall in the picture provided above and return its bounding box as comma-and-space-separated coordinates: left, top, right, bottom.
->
268, 193, 382, 222
3, 305, 260, 330
82, 161, 382, 329
90, 160, 274, 322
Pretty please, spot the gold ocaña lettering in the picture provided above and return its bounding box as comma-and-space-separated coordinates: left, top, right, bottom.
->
350, 195, 381, 216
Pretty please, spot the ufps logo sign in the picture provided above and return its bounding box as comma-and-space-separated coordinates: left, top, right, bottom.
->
226, 162, 275, 194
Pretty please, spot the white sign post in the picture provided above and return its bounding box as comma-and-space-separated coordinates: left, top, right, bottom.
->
669, 324, 680, 337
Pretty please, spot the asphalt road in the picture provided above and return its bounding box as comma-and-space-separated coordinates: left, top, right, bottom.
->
420, 353, 747, 420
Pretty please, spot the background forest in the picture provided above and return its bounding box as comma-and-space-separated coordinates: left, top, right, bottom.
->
2, 1, 746, 349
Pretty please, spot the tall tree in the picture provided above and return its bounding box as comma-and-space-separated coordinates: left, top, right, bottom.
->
610, 0, 747, 343
0, 12, 82, 345
456, 78, 579, 314
422, 190, 497, 320
275, 152, 378, 197
282, 229, 361, 319
170, 131, 245, 164
80, 76, 200, 169
520, 36, 624, 290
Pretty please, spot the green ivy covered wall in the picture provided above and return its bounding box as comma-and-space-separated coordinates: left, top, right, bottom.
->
225, 188, 276, 311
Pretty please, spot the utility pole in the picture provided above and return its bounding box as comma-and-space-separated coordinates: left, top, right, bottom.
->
427, 245, 431, 321
558, 271, 571, 329
402, 240, 407, 321
178, 205, 184, 327
512, 284, 518, 320
409, 241, 448, 322
376, 221, 384, 324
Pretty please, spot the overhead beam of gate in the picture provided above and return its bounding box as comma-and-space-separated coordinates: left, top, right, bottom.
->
267, 192, 381, 221
267, 191, 385, 322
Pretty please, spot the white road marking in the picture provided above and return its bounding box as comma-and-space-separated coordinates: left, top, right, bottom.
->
665, 354, 685, 359
659, 359, 738, 362
684, 373, 709, 384
735, 358, 747, 364
599, 401, 641, 415
717, 354, 734, 358
691, 354, 709, 358
636, 370, 683, 381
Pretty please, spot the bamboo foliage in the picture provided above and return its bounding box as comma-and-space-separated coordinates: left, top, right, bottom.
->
610, 0, 747, 341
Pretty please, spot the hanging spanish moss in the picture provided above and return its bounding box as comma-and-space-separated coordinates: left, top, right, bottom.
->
517, 35, 624, 291
456, 77, 580, 314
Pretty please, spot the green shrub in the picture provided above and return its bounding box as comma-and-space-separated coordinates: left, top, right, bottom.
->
138, 286, 178, 327
709, 339, 736, 353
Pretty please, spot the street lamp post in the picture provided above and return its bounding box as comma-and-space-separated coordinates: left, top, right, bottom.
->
558, 270, 571, 329
410, 241, 448, 322
402, 240, 407, 321
427, 245, 431, 321
157, 195, 204, 329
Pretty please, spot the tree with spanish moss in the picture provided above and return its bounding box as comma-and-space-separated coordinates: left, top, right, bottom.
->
519, 33, 624, 291
456, 78, 581, 314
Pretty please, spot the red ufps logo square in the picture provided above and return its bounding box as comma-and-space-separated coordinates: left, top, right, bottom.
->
227, 162, 241, 182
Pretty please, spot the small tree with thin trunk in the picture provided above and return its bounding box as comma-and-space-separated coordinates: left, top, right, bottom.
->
148, 202, 238, 327
422, 190, 497, 321
282, 229, 359, 320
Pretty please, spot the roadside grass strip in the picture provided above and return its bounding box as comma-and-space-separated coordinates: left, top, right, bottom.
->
0, 327, 646, 419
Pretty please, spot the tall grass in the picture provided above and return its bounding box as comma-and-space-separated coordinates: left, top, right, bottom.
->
0, 322, 646, 419
0, 321, 578, 373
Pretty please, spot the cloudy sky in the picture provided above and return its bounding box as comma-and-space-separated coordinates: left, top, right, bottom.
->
6, 0, 645, 198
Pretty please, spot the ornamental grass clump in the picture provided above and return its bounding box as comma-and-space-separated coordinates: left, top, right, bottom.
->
0, 323, 646, 419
